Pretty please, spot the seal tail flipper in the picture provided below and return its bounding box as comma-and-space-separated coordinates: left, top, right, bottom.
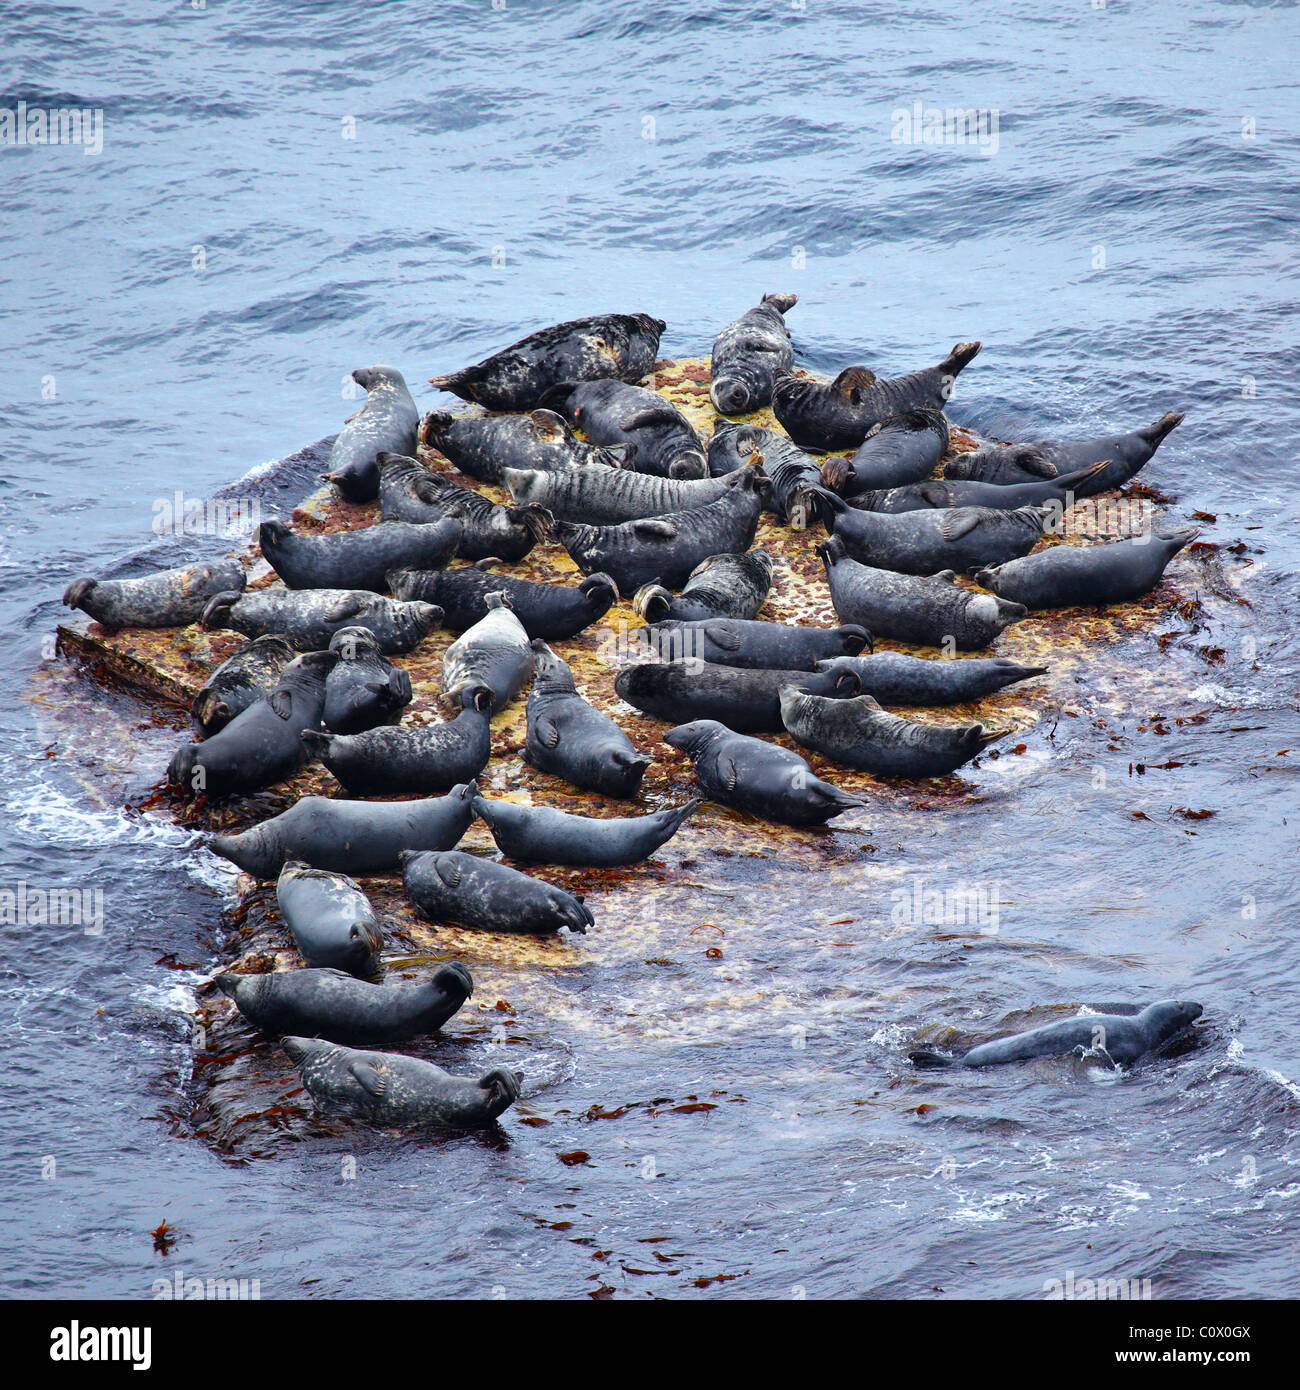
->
63, 578, 95, 609
633, 582, 674, 623
940, 341, 982, 375
1056, 459, 1113, 495
788, 481, 841, 530
1141, 411, 1185, 447
300, 730, 333, 758
200, 591, 242, 628
909, 1049, 955, 1069
418, 410, 455, 448
580, 573, 620, 604
818, 456, 852, 494
428, 367, 483, 402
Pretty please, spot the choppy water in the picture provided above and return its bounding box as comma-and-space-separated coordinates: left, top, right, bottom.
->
3, 0, 1299, 1299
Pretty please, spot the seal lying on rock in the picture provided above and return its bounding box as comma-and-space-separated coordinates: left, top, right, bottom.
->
275, 861, 384, 977
419, 408, 632, 482
64, 559, 246, 630
633, 551, 775, 624
401, 849, 594, 935
843, 461, 1109, 513
322, 626, 412, 735
191, 634, 295, 736
283, 1036, 521, 1130
322, 366, 420, 503
442, 591, 535, 712
472, 794, 700, 867
825, 500, 1049, 576
821, 409, 951, 494
709, 292, 797, 415
503, 461, 738, 525
389, 563, 617, 640
697, 422, 829, 526
258, 517, 462, 593
815, 652, 1046, 706
629, 617, 869, 671
545, 379, 708, 479
202, 587, 441, 654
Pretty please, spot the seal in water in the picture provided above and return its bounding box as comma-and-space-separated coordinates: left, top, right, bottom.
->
322, 366, 420, 503
633, 550, 775, 624
418, 409, 632, 483
820, 409, 951, 495
389, 562, 617, 640
975, 527, 1199, 609
216, 961, 473, 1046
665, 719, 864, 827
282, 1036, 521, 1130
525, 641, 650, 798
472, 793, 700, 867
303, 686, 493, 797
275, 861, 384, 977
376, 455, 549, 563
709, 292, 798, 415
191, 634, 295, 737
779, 686, 1004, 778
814, 652, 1046, 706
503, 461, 739, 525
64, 558, 246, 630
909, 1000, 1203, 1069
322, 626, 412, 735
442, 591, 534, 712
401, 848, 594, 935
772, 342, 982, 451
825, 499, 1050, 576
207, 781, 478, 878
168, 649, 337, 798
629, 617, 870, 671
258, 516, 462, 593
614, 658, 860, 735
545, 379, 707, 478
201, 587, 441, 654
819, 536, 1026, 649
842, 461, 1110, 514
431, 312, 666, 413
551, 469, 764, 597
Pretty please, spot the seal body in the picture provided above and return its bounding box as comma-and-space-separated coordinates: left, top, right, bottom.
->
633, 550, 774, 624
827, 501, 1049, 576
709, 292, 797, 415
503, 462, 736, 525
275, 861, 383, 976
258, 517, 461, 593
430, 312, 666, 413
988, 411, 1185, 495
525, 641, 649, 798
323, 366, 420, 503
419, 408, 631, 482
64, 559, 246, 630
846, 461, 1109, 513
207, 782, 478, 878
941, 443, 1060, 486
191, 634, 295, 736
700, 422, 830, 526
283, 1036, 521, 1130
322, 626, 412, 734
472, 794, 700, 867
665, 719, 863, 826
401, 849, 594, 935
821, 409, 950, 495
815, 652, 1045, 706
442, 591, 534, 711
390, 563, 617, 640
549, 379, 707, 478
201, 587, 441, 654
168, 650, 337, 798
975, 528, 1199, 609
629, 618, 870, 671
216, 962, 472, 1046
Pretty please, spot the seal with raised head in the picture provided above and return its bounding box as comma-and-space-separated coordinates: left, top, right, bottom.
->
322, 626, 412, 734
389, 562, 617, 640
709, 292, 798, 415
64, 558, 246, 630
168, 649, 337, 798
207, 781, 478, 878
820, 408, 950, 495
975, 527, 1199, 609
191, 634, 295, 736
322, 366, 420, 503
633, 550, 775, 624
909, 1000, 1203, 1070
665, 719, 864, 827
545, 379, 707, 479
779, 687, 1003, 778
418, 409, 631, 483
275, 861, 384, 977
472, 793, 700, 867
844, 460, 1110, 514
201, 587, 441, 654
503, 460, 738, 525
815, 652, 1045, 706
825, 500, 1049, 576
525, 641, 650, 798
283, 1036, 521, 1130
401, 849, 594, 935
258, 516, 461, 593
216, 961, 473, 1046
629, 617, 870, 671
772, 342, 982, 451
819, 536, 1026, 649
442, 591, 534, 711
303, 686, 493, 796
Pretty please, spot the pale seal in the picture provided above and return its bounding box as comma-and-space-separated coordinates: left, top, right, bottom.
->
472, 794, 700, 867
322, 366, 420, 503
275, 861, 384, 976
442, 591, 535, 711
419, 408, 632, 483
709, 292, 797, 415
64, 559, 246, 630
201, 587, 442, 654
401, 849, 594, 935
503, 461, 738, 525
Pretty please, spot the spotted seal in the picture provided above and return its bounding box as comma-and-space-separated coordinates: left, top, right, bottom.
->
820, 408, 951, 495
201, 587, 441, 654
825, 500, 1050, 576
275, 861, 384, 977
632, 550, 775, 624
843, 460, 1110, 514
322, 626, 412, 734
545, 379, 707, 478
503, 460, 738, 525
419, 408, 632, 483
709, 292, 797, 415
389, 562, 617, 640
63, 558, 246, 630
401, 849, 594, 935
322, 366, 420, 503
191, 634, 295, 736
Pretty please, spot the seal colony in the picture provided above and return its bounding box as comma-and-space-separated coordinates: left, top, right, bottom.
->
56, 296, 1217, 1144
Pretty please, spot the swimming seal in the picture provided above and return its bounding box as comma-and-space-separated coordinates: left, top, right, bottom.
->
322, 366, 420, 503
819, 536, 1026, 649
275, 861, 384, 977
633, 550, 775, 624
191, 634, 295, 736
376, 455, 549, 562
709, 292, 797, 415
629, 617, 870, 671
216, 961, 473, 1046
322, 626, 412, 734
303, 686, 493, 796
258, 516, 461, 593
282, 1036, 521, 1130
975, 527, 1199, 609
201, 587, 441, 654
614, 658, 860, 735
779, 686, 1003, 778
815, 652, 1046, 706
825, 500, 1049, 576
525, 641, 650, 798
665, 719, 864, 827
168, 649, 337, 798
503, 461, 739, 525
772, 342, 982, 451
207, 781, 478, 878
844, 461, 1110, 514
545, 379, 707, 479
820, 409, 951, 495
472, 794, 700, 867
389, 562, 617, 640
418, 409, 632, 483
401, 848, 594, 935
909, 1000, 1203, 1070
63, 558, 246, 630
442, 591, 534, 711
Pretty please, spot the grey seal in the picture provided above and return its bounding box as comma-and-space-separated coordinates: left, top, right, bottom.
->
275, 861, 384, 977
191, 634, 295, 736
503, 461, 739, 525
545, 379, 707, 479
401, 848, 594, 935
815, 652, 1045, 706
322, 366, 420, 503
629, 617, 870, 670
201, 586, 442, 654
843, 460, 1110, 513
389, 562, 617, 640
63, 558, 246, 630
472, 793, 700, 867
322, 626, 412, 734
820, 409, 951, 495
709, 292, 797, 415
418, 408, 631, 483
825, 499, 1049, 576
633, 550, 775, 624
258, 516, 461, 593
697, 422, 830, 526
442, 591, 535, 711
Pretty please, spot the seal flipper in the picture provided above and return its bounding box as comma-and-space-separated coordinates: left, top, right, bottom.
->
1073, 1042, 1120, 1070
348, 1061, 387, 1097
63, 578, 96, 609
1140, 411, 1185, 447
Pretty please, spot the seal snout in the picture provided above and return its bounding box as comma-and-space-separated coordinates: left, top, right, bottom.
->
710, 379, 752, 416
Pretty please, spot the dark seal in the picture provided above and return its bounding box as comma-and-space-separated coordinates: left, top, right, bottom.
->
275, 861, 384, 977
401, 848, 594, 935
633, 550, 775, 624
709, 292, 797, 415
815, 652, 1045, 706
322, 626, 413, 734
545, 379, 707, 479
418, 408, 631, 483
628, 617, 870, 671
472, 793, 700, 867
820, 409, 950, 495
258, 516, 462, 593
191, 634, 295, 736
201, 587, 441, 654
825, 500, 1049, 576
